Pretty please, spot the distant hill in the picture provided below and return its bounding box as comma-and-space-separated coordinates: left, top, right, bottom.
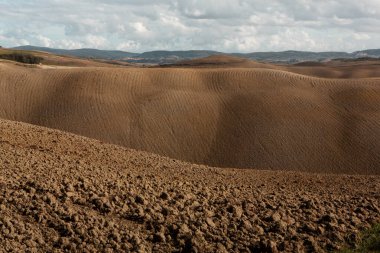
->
12, 46, 222, 64
11, 45, 380, 64
233, 51, 351, 63
136, 50, 222, 64
354, 49, 380, 58
13, 46, 138, 60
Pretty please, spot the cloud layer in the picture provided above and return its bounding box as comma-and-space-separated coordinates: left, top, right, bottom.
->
1, 0, 379, 52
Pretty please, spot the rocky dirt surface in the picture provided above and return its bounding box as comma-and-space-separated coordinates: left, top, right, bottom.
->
1, 119, 379, 252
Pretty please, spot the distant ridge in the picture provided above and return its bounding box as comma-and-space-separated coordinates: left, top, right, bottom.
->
12, 45, 380, 64
12, 45, 138, 60
232, 50, 351, 63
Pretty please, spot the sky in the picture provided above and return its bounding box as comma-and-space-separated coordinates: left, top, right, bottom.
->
0, 0, 379, 53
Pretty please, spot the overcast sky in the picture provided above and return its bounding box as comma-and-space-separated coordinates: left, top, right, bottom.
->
0, 0, 379, 52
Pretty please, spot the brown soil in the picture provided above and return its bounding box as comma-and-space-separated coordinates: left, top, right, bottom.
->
1, 61, 380, 173
1, 119, 379, 252
285, 61, 380, 79
0, 48, 131, 68
1, 55, 380, 252
171, 55, 380, 79
169, 55, 273, 69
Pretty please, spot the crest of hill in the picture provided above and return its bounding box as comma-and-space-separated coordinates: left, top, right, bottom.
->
5, 47, 380, 78
13, 45, 138, 59
1, 61, 380, 174
165, 55, 380, 78
0, 47, 131, 67
286, 58, 380, 78
169, 54, 274, 69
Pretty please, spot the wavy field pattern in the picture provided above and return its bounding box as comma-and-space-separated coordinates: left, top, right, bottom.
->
1, 62, 380, 174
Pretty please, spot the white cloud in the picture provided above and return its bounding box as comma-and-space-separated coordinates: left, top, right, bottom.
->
117, 40, 141, 51
36, 35, 53, 47
131, 22, 149, 34
224, 37, 260, 52
333, 16, 353, 26
0, 0, 379, 52
268, 29, 322, 51
57, 39, 83, 49
84, 35, 107, 48
354, 33, 371, 41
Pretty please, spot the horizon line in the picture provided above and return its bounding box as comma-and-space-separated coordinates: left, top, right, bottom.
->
7, 45, 379, 55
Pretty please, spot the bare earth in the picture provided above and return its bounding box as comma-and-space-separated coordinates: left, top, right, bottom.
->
0, 55, 380, 252
1, 58, 380, 173
1, 119, 379, 252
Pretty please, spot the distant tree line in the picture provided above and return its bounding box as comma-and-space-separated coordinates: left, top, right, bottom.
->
0, 53, 43, 64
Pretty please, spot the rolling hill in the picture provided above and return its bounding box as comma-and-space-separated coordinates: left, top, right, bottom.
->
12, 45, 380, 64
1, 118, 379, 252
0, 58, 379, 174
11, 45, 138, 59
0, 47, 130, 67
1, 50, 380, 253
169, 55, 380, 79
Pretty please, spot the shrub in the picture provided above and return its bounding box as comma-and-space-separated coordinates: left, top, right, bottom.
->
0, 53, 43, 64
340, 224, 380, 252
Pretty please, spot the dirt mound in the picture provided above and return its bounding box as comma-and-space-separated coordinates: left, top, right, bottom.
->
1, 62, 380, 174
0, 119, 379, 252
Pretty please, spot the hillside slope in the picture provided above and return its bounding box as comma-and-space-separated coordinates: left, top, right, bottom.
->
170, 55, 380, 79
0, 48, 130, 67
285, 60, 380, 79
12, 45, 138, 60
0, 62, 380, 173
0, 118, 379, 252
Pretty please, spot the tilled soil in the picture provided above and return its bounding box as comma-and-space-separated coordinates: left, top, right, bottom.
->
1, 119, 379, 252
2, 62, 380, 173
